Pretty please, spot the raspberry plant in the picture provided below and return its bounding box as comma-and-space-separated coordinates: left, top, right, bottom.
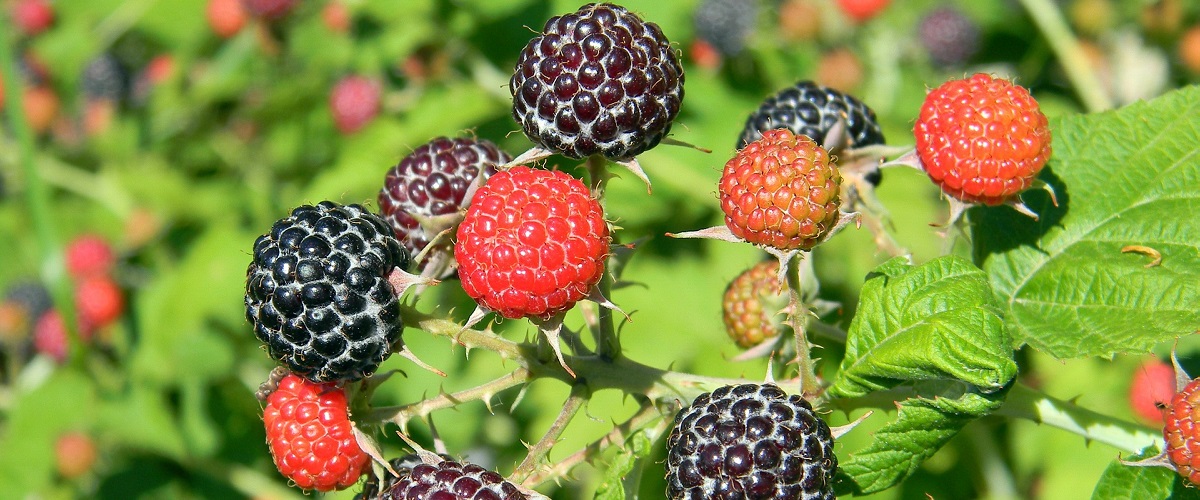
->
0, 1, 1198, 499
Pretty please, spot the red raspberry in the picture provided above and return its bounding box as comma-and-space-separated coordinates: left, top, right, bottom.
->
75, 276, 124, 330
24, 86, 59, 135
330, 75, 381, 135
722, 260, 786, 349
262, 373, 369, 492
455, 166, 609, 320
207, 0, 247, 38
1165, 378, 1200, 486
836, 0, 890, 23
719, 129, 842, 251
914, 73, 1052, 206
55, 431, 98, 479
1130, 358, 1176, 424
11, 0, 55, 37
65, 234, 116, 279
33, 310, 93, 364
322, 1, 351, 33
1181, 25, 1200, 75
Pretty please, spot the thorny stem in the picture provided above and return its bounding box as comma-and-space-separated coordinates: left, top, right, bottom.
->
586, 154, 620, 359
511, 383, 589, 484
368, 368, 533, 428
784, 253, 820, 396
523, 400, 668, 488
994, 382, 1159, 453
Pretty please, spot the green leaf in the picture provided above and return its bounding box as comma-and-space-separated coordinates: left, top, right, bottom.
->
594, 430, 654, 500
974, 87, 1200, 359
1091, 449, 1200, 500
836, 383, 1005, 495
827, 256, 1016, 399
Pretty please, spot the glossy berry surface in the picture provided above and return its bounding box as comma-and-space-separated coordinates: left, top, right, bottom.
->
918, 6, 981, 67
723, 260, 785, 349
1165, 378, 1200, 486
510, 3, 684, 160
720, 129, 842, 251
455, 166, 609, 320
666, 383, 836, 500
263, 373, 369, 492
378, 459, 528, 500
330, 75, 381, 135
379, 137, 510, 268
737, 80, 885, 152
914, 73, 1052, 205
245, 202, 409, 383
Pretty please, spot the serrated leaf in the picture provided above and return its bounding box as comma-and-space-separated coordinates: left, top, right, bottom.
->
1091, 449, 1200, 500
974, 87, 1200, 359
835, 383, 1005, 495
827, 256, 1016, 399
594, 430, 653, 500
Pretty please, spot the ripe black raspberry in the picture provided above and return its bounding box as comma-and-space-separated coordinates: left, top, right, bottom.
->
354, 454, 454, 500
80, 54, 128, 102
737, 80, 884, 153
666, 383, 836, 500
510, 3, 684, 160
917, 6, 981, 67
245, 202, 409, 383
694, 0, 759, 57
375, 459, 528, 500
378, 137, 510, 272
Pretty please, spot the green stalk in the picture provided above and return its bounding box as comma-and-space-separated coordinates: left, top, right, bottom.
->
1018, 0, 1112, 112
994, 382, 1159, 453
784, 253, 820, 396
585, 154, 620, 359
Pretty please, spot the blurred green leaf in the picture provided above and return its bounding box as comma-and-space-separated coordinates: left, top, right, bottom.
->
99, 385, 189, 460
827, 256, 1016, 399
974, 86, 1200, 359
593, 429, 653, 500
0, 370, 98, 496
836, 382, 1006, 495
1091, 449, 1200, 500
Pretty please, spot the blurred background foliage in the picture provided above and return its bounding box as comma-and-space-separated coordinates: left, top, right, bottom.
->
0, 0, 1198, 498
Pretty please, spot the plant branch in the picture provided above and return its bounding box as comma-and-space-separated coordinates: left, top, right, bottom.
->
511, 383, 589, 484
784, 253, 820, 396
368, 368, 533, 428
1018, 0, 1112, 112
994, 381, 1159, 454
522, 399, 667, 487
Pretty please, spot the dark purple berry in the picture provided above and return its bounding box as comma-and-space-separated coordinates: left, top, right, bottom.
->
368, 459, 528, 500
918, 6, 981, 67
510, 3, 684, 160
694, 0, 760, 57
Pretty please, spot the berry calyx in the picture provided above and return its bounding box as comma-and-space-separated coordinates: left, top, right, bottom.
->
723, 260, 786, 349
1165, 377, 1200, 486
330, 75, 382, 135
666, 383, 837, 499
719, 129, 843, 251
455, 166, 609, 320
914, 73, 1052, 206
509, 2, 684, 160
262, 373, 370, 492
245, 202, 410, 383
378, 137, 510, 274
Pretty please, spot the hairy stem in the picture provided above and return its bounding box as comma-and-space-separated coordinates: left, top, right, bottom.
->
784, 253, 820, 396
511, 383, 589, 484
368, 368, 533, 428
994, 382, 1158, 453
522, 400, 667, 487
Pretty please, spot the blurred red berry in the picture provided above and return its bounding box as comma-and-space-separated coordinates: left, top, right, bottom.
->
23, 86, 59, 135
836, 0, 889, 23
241, 0, 296, 21
322, 1, 351, 33
1131, 358, 1176, 424
11, 0, 55, 37
207, 0, 247, 38
75, 276, 124, 329
329, 75, 381, 134
65, 234, 116, 280
690, 39, 722, 71
55, 432, 98, 479
34, 310, 91, 364
1180, 25, 1200, 75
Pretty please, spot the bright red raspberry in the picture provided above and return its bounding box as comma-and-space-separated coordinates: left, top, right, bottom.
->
1130, 358, 1176, 424
65, 234, 116, 279
33, 310, 93, 364
1165, 378, 1200, 486
722, 260, 786, 349
455, 166, 609, 320
719, 129, 842, 251
12, 0, 55, 37
262, 374, 369, 492
329, 75, 381, 135
75, 276, 124, 329
207, 0, 247, 38
55, 431, 98, 480
914, 73, 1052, 206
836, 0, 890, 23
